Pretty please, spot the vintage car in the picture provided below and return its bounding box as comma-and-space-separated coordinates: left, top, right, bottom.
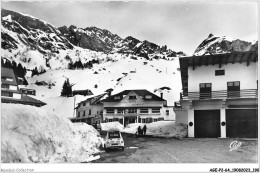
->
104, 130, 124, 151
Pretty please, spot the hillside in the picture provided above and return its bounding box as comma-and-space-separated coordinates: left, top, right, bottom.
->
23, 56, 181, 118
1, 8, 186, 74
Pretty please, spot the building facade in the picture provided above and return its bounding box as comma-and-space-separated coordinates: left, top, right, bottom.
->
101, 90, 168, 127
1, 67, 46, 107
179, 51, 258, 138
71, 93, 106, 125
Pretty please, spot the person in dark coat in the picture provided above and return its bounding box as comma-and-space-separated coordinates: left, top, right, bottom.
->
142, 125, 147, 136
137, 126, 142, 136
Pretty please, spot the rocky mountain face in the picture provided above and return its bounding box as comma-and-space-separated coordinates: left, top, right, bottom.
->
1, 8, 186, 73
194, 33, 258, 56
1, 9, 74, 54
57, 25, 185, 58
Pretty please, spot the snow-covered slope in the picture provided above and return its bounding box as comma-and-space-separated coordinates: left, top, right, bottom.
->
1, 8, 186, 74
24, 56, 182, 118
194, 34, 258, 56
1, 104, 103, 163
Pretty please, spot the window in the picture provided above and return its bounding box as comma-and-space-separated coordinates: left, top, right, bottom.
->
2, 91, 13, 97
108, 131, 120, 138
83, 102, 86, 106
1, 76, 13, 81
106, 109, 114, 114
215, 70, 225, 76
227, 81, 240, 98
145, 95, 152, 99
199, 83, 212, 99
114, 96, 121, 100
129, 95, 137, 99
153, 118, 158, 122
1, 84, 9, 89
142, 119, 146, 123
83, 111, 86, 117
77, 112, 80, 117
108, 119, 113, 122
152, 108, 160, 114
128, 108, 137, 114
117, 109, 124, 114
166, 110, 169, 116
140, 108, 149, 114
89, 110, 91, 115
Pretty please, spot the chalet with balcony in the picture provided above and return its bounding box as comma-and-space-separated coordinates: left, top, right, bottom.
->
101, 89, 167, 127
1, 67, 46, 107
70, 93, 107, 125
178, 51, 258, 138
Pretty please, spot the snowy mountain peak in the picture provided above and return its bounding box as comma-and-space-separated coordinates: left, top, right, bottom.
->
194, 34, 258, 56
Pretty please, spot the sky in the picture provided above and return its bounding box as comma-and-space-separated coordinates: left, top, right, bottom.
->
1, 1, 258, 54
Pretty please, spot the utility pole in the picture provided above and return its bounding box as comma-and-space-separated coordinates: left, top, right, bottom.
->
73, 96, 76, 117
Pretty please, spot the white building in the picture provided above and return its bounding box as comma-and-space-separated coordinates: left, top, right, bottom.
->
178, 51, 258, 138
71, 93, 107, 125
101, 89, 174, 127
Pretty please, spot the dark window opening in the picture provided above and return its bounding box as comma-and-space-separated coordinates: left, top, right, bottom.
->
215, 70, 225, 76
1, 84, 9, 89
199, 83, 212, 99
227, 81, 240, 98
89, 110, 91, 115
129, 95, 137, 99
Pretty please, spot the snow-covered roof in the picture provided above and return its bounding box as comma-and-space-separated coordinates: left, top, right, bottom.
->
101, 89, 166, 102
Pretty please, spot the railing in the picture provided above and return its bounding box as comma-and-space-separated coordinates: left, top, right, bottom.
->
180, 89, 258, 100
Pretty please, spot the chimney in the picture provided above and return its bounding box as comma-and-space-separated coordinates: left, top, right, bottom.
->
160, 93, 163, 99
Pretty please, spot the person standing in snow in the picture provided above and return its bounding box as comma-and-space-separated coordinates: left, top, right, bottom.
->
142, 125, 147, 136
137, 126, 142, 136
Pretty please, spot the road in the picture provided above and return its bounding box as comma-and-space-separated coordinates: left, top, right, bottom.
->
91, 132, 258, 163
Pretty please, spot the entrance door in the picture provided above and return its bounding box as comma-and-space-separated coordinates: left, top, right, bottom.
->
194, 110, 220, 138
226, 109, 258, 138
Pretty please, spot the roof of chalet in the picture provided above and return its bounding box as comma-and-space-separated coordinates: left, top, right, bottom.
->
179, 51, 258, 93
1, 67, 18, 86
1, 95, 46, 106
101, 89, 166, 102
76, 93, 107, 109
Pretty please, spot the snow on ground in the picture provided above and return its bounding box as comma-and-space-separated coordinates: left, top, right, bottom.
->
100, 122, 124, 131
1, 104, 104, 163
100, 121, 187, 138
122, 121, 187, 138
24, 56, 181, 118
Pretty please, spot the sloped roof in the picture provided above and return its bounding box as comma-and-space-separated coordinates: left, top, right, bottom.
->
1, 67, 18, 86
101, 89, 166, 102
78, 93, 107, 106
1, 95, 46, 106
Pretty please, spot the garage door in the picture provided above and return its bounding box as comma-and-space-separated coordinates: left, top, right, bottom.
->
226, 109, 258, 138
194, 110, 220, 138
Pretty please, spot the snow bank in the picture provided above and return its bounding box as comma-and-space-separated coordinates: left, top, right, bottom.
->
1, 104, 103, 163
122, 121, 187, 138
100, 122, 124, 131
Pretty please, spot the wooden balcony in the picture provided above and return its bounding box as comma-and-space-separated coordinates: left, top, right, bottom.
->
180, 89, 258, 101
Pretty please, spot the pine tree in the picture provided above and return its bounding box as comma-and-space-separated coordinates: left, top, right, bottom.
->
61, 78, 73, 97
61, 80, 68, 97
